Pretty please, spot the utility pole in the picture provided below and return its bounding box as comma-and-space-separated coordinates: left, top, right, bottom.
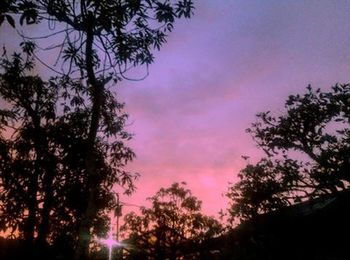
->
114, 194, 123, 259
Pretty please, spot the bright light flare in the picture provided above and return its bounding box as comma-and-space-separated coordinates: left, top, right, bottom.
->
97, 236, 122, 248
95, 234, 123, 260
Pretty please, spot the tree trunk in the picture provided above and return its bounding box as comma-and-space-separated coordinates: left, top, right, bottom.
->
23, 115, 53, 260
75, 16, 104, 259
24, 174, 38, 245
23, 116, 42, 245
37, 159, 55, 247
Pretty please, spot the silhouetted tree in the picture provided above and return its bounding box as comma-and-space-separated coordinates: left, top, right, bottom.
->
227, 85, 350, 222
121, 182, 222, 259
1, 1, 194, 258
0, 49, 136, 258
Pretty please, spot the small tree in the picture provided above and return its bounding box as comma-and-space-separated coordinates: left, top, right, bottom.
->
227, 85, 350, 223
121, 182, 222, 259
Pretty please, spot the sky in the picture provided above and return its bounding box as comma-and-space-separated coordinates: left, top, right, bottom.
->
2, 0, 350, 218
116, 0, 350, 216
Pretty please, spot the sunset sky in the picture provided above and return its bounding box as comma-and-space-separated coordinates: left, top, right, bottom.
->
2, 0, 350, 218
117, 0, 350, 216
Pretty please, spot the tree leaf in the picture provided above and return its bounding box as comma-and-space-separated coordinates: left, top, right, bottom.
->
5, 15, 15, 28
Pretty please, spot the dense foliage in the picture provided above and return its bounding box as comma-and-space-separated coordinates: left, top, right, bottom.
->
121, 182, 222, 259
227, 85, 350, 222
1, 1, 194, 258
0, 49, 136, 258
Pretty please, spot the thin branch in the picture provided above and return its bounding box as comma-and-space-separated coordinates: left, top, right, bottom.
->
17, 28, 68, 40
32, 52, 66, 76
